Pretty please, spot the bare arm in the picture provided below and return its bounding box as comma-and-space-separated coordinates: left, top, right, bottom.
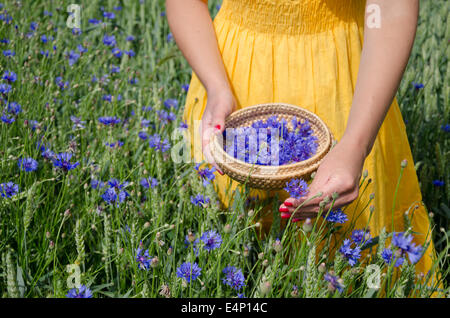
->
166, 0, 237, 173
342, 0, 419, 158
282, 0, 419, 217
165, 0, 231, 93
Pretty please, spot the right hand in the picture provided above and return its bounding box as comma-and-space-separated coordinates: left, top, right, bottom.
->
200, 88, 237, 174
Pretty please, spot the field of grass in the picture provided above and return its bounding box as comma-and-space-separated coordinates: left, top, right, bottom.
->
0, 0, 448, 298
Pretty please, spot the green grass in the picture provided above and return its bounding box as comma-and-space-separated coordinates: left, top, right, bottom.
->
0, 0, 448, 298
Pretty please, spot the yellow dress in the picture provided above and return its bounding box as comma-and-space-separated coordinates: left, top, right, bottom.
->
183, 0, 437, 277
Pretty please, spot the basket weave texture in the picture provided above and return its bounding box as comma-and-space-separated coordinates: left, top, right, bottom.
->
210, 103, 334, 190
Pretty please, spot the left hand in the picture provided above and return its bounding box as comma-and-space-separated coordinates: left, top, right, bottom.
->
279, 137, 367, 221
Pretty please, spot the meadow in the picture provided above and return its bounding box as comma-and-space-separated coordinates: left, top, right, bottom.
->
0, 0, 448, 298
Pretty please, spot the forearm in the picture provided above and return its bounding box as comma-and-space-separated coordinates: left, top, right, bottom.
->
342, 0, 419, 158
165, 0, 231, 94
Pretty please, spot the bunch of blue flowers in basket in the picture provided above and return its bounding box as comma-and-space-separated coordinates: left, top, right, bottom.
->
223, 115, 318, 165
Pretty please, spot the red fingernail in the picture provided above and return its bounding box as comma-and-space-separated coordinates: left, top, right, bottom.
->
281, 213, 291, 219
284, 202, 293, 207
215, 124, 221, 130
279, 207, 289, 213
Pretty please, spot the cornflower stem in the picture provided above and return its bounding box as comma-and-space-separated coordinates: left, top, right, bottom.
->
391, 164, 406, 233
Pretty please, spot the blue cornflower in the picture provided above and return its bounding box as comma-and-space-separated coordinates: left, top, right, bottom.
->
138, 131, 148, 140
41, 34, 51, 43
125, 50, 135, 57
66, 285, 93, 298
98, 116, 121, 126
2, 70, 17, 83
135, 247, 152, 270
140, 177, 158, 189
190, 194, 210, 207
91, 179, 105, 190
111, 47, 123, 58
105, 140, 123, 148
222, 266, 246, 291
52, 152, 79, 171
18, 157, 38, 172
55, 77, 70, 90
1, 114, 15, 124
70, 116, 86, 130
179, 121, 188, 129
164, 98, 179, 109
324, 272, 344, 293
338, 239, 361, 267
148, 134, 170, 153
3, 49, 15, 57
128, 78, 138, 85
176, 262, 201, 283
68, 50, 80, 66
101, 187, 117, 204
157, 109, 174, 123
77, 44, 88, 53
103, 34, 116, 47
194, 163, 216, 187
412, 82, 424, 90
89, 18, 101, 25
30, 21, 38, 31
103, 11, 115, 19
167, 33, 173, 42
0, 83, 12, 94
102, 94, 113, 102
441, 124, 450, 133
110, 65, 120, 73
41, 148, 55, 160
6, 102, 21, 115
351, 229, 372, 247
148, 134, 161, 148
284, 178, 309, 199
432, 180, 444, 187
0, 182, 19, 198
40, 50, 50, 57
324, 208, 348, 224
381, 248, 404, 267
391, 232, 423, 264
126, 35, 135, 41
182, 84, 189, 92
72, 28, 82, 35
101, 179, 129, 206
200, 230, 222, 251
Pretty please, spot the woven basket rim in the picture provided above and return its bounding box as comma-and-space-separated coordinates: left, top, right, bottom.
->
211, 102, 332, 172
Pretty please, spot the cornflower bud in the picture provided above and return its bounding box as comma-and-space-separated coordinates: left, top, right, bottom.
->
224, 224, 232, 234
303, 218, 313, 232
401, 159, 408, 168
318, 262, 326, 273
273, 239, 283, 253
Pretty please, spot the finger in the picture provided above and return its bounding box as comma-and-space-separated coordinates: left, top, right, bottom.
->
203, 141, 224, 175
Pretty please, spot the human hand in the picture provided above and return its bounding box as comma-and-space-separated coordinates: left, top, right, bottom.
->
279, 137, 367, 221
200, 88, 237, 174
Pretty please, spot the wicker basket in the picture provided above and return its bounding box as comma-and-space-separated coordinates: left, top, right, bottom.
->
210, 103, 334, 190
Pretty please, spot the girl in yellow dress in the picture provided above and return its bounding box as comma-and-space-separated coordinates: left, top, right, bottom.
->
166, 0, 437, 277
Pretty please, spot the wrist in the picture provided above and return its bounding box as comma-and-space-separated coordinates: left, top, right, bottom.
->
339, 133, 370, 161
205, 80, 232, 97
